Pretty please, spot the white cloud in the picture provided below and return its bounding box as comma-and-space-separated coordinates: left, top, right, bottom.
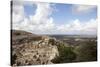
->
57, 19, 97, 35
12, 1, 55, 34
12, 1, 97, 35
12, 0, 36, 28
72, 5, 96, 14
29, 2, 53, 25
82, 19, 97, 34
28, 2, 55, 34
12, 1, 24, 29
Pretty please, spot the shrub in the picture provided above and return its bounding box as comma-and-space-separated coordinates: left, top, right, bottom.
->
52, 44, 76, 63
74, 41, 97, 62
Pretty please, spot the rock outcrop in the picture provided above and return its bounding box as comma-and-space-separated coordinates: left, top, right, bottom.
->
11, 30, 60, 66
11, 30, 97, 66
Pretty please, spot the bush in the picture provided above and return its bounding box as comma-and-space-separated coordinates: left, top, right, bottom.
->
74, 41, 97, 62
52, 44, 76, 63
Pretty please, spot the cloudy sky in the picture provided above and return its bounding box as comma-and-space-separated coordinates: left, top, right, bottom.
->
12, 1, 97, 35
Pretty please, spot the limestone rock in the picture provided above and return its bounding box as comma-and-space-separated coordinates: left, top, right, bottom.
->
11, 30, 60, 66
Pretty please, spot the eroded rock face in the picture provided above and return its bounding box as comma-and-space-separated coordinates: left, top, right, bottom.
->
11, 30, 59, 66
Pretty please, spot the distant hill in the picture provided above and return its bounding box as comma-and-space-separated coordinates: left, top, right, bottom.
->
11, 30, 42, 45
49, 35, 97, 40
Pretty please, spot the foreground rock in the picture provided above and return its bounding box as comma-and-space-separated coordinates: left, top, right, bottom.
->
11, 30, 60, 66
11, 30, 76, 66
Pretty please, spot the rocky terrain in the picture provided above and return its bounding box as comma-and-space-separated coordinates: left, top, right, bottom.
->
11, 30, 74, 66
11, 30, 97, 66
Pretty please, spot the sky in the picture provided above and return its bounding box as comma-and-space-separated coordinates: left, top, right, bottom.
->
12, 0, 97, 35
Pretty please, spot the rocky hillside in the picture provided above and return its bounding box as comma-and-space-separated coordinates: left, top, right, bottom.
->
11, 30, 76, 66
